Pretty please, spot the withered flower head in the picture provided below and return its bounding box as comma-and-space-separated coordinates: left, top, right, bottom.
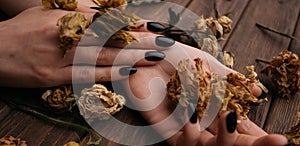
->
57, 12, 90, 57
167, 58, 212, 119
167, 58, 267, 120
221, 65, 268, 119
261, 50, 300, 99
285, 112, 300, 145
0, 136, 27, 146
77, 84, 126, 123
205, 17, 224, 39
93, 0, 127, 10
42, 0, 78, 10
217, 15, 232, 34
223, 51, 235, 69
41, 85, 76, 114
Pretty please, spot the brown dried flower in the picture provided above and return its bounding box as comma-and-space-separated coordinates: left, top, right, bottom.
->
260, 50, 300, 99
77, 84, 126, 123
167, 58, 267, 120
41, 85, 76, 114
57, 12, 90, 57
167, 58, 212, 119
0, 136, 27, 146
93, 0, 127, 10
285, 112, 300, 145
205, 17, 224, 39
217, 15, 232, 34
42, 0, 78, 10
223, 51, 235, 69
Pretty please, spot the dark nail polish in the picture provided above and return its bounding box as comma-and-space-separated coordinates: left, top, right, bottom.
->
147, 22, 166, 32
284, 139, 293, 146
188, 103, 198, 124
145, 51, 165, 61
119, 67, 137, 76
226, 111, 237, 133
90, 6, 105, 11
155, 36, 175, 47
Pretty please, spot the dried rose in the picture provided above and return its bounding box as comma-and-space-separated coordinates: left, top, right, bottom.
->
41, 85, 76, 114
57, 12, 90, 57
77, 84, 126, 123
93, 0, 127, 10
42, 0, 78, 10
63, 141, 80, 146
217, 15, 232, 34
223, 51, 235, 69
285, 112, 300, 145
0, 136, 27, 146
205, 17, 224, 39
260, 50, 300, 99
167, 58, 267, 120
167, 58, 212, 119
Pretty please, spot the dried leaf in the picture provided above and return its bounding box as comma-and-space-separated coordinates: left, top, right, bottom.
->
77, 84, 126, 123
57, 12, 90, 57
41, 85, 76, 114
0, 136, 27, 146
261, 50, 300, 99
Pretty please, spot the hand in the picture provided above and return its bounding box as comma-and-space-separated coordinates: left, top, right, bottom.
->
121, 42, 289, 145
0, 7, 170, 87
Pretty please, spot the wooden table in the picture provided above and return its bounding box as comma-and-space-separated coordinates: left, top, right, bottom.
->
1, 0, 300, 145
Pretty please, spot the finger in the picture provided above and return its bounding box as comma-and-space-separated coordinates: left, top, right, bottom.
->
237, 118, 268, 136
129, 20, 167, 33
252, 134, 289, 146
58, 65, 137, 84
72, 46, 165, 66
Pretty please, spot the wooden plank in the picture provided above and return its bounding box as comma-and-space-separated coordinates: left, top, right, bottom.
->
264, 10, 300, 134
224, 0, 300, 130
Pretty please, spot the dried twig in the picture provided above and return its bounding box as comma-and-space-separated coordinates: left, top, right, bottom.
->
256, 23, 300, 41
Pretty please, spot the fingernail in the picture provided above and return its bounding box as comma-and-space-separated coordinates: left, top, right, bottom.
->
145, 51, 165, 61
147, 22, 166, 32
155, 36, 175, 47
119, 67, 137, 76
188, 103, 198, 124
284, 139, 293, 146
226, 111, 237, 133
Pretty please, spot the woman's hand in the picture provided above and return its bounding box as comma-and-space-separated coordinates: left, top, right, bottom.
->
0, 7, 169, 87
121, 42, 289, 145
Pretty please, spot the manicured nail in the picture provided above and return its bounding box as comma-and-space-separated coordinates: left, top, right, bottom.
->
188, 103, 198, 124
155, 36, 175, 47
119, 67, 137, 76
145, 51, 165, 61
147, 22, 166, 32
284, 139, 293, 146
226, 111, 237, 133
90, 6, 105, 11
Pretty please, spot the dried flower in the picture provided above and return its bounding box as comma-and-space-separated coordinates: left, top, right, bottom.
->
217, 15, 232, 34
93, 0, 127, 10
205, 17, 224, 39
41, 85, 76, 114
77, 84, 126, 123
285, 112, 300, 145
167, 58, 267, 120
0, 136, 27, 146
57, 12, 90, 57
260, 50, 300, 99
42, 0, 78, 10
223, 51, 235, 69
63, 141, 80, 146
167, 58, 212, 119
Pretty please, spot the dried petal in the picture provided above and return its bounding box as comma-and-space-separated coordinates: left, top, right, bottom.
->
0, 136, 27, 146
42, 0, 78, 10
261, 50, 300, 99
57, 12, 90, 57
78, 84, 126, 123
41, 85, 76, 114
93, 0, 127, 10
285, 112, 300, 145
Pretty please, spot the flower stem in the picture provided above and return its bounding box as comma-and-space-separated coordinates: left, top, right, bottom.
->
256, 23, 300, 41
256, 58, 271, 64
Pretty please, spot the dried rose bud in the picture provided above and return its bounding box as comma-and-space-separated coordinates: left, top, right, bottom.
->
205, 17, 224, 39
63, 141, 80, 146
57, 12, 90, 57
77, 84, 126, 123
41, 85, 76, 114
167, 58, 212, 119
93, 0, 127, 10
260, 50, 300, 99
223, 51, 235, 69
42, 0, 78, 10
285, 112, 300, 145
217, 15, 232, 34
0, 136, 27, 146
